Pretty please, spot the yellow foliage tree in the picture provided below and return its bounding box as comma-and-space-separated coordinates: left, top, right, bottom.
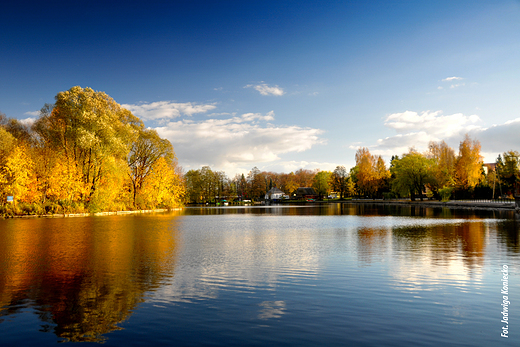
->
45, 154, 90, 205
427, 140, 456, 192
455, 134, 483, 190
89, 157, 132, 212
355, 147, 388, 197
139, 157, 185, 209
2, 145, 40, 204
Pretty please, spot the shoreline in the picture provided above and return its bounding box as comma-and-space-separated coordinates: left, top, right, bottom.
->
342, 199, 519, 212
2, 208, 183, 219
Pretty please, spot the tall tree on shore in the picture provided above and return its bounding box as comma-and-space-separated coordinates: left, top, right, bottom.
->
454, 134, 483, 190
127, 128, 174, 207
427, 140, 456, 195
312, 170, 331, 199
331, 166, 348, 199
355, 147, 377, 197
498, 150, 520, 195
390, 150, 435, 201
33, 86, 141, 198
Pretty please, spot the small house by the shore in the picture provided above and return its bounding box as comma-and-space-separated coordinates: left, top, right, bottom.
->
265, 187, 286, 201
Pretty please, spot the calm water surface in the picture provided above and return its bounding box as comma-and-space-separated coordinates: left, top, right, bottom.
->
0, 204, 519, 346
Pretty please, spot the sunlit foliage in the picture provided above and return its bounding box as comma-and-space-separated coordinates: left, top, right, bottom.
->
0, 86, 184, 215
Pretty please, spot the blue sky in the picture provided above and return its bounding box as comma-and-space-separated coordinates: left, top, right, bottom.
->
2, 1, 520, 175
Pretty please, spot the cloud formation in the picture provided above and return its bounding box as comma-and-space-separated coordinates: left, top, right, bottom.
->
384, 110, 481, 138
24, 110, 40, 116
361, 110, 520, 163
153, 111, 325, 174
442, 76, 463, 82
19, 117, 36, 126
245, 83, 285, 96
122, 101, 216, 120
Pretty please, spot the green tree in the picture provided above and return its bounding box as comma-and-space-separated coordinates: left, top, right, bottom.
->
499, 150, 520, 196
312, 171, 331, 199
390, 150, 435, 201
185, 169, 203, 203
331, 166, 348, 199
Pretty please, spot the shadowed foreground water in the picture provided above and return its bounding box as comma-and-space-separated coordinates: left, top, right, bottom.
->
0, 204, 518, 346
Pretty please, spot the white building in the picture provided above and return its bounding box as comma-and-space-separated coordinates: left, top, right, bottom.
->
265, 187, 285, 201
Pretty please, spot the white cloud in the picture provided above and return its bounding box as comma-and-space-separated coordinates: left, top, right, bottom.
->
24, 110, 40, 116
360, 110, 520, 163
384, 110, 481, 138
468, 118, 520, 161
245, 83, 285, 96
442, 76, 463, 82
153, 111, 325, 175
19, 117, 36, 126
257, 160, 337, 174
122, 101, 216, 121
450, 83, 465, 89
355, 131, 439, 157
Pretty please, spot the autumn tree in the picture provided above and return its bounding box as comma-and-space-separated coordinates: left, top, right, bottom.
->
279, 172, 299, 196
454, 134, 483, 190
427, 140, 456, 196
33, 86, 141, 199
374, 155, 390, 197
0, 127, 16, 166
355, 148, 377, 197
1, 112, 34, 145
127, 128, 174, 207
294, 168, 315, 188
45, 153, 89, 206
247, 167, 266, 200
140, 157, 185, 208
1, 144, 40, 204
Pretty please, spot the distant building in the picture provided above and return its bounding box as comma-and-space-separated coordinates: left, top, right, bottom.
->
483, 163, 497, 175
265, 187, 285, 201
292, 187, 318, 200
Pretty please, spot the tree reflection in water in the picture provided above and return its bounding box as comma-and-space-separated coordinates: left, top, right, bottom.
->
0, 214, 179, 342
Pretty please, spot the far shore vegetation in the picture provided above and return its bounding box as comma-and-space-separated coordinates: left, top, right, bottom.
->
1, 86, 519, 217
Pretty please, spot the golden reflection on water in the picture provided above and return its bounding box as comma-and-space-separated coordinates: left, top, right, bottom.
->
0, 215, 179, 342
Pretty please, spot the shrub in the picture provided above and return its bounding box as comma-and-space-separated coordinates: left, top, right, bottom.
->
439, 187, 453, 202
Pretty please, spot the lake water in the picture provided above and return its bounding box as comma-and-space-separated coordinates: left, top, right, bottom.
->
0, 204, 518, 346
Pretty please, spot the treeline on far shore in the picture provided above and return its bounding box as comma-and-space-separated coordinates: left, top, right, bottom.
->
0, 86, 184, 217
184, 135, 519, 204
